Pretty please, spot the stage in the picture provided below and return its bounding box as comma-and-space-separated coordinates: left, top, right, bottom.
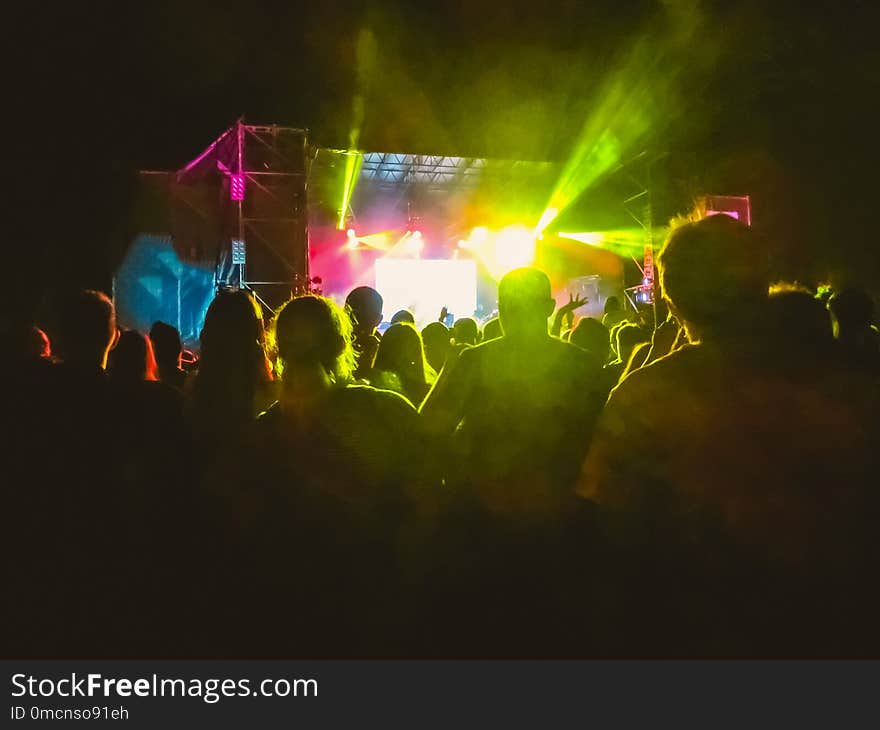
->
116, 121, 665, 343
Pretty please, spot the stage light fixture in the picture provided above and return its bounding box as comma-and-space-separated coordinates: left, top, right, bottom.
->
347, 229, 357, 239
492, 225, 536, 276
704, 195, 751, 226
471, 226, 489, 243
337, 151, 363, 230
706, 210, 738, 220
230, 173, 245, 201
231, 238, 247, 265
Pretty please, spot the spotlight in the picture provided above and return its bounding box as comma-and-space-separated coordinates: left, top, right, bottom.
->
706, 209, 739, 220
347, 229, 357, 239
471, 226, 489, 243
402, 231, 424, 257
493, 225, 536, 274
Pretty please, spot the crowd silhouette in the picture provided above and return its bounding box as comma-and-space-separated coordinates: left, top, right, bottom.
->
3, 214, 880, 658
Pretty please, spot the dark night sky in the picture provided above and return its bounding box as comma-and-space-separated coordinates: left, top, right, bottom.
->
8, 0, 880, 315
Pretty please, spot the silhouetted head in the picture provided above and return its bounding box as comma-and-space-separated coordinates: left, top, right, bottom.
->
373, 322, 428, 383
56, 289, 116, 368
421, 321, 451, 372
497, 267, 555, 337
765, 284, 834, 353
452, 317, 479, 346
614, 323, 650, 364
482, 317, 503, 342
345, 286, 383, 335
603, 296, 621, 314
198, 289, 270, 389
570, 317, 611, 361
10, 325, 51, 360
390, 309, 415, 325
659, 214, 769, 340
109, 330, 158, 382
274, 295, 356, 383
149, 321, 183, 371
828, 288, 875, 334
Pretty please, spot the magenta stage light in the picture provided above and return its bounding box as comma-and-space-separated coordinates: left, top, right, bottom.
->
706, 209, 739, 220
230, 174, 246, 201
704, 195, 751, 226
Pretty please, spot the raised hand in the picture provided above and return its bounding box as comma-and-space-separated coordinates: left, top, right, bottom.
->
551, 293, 587, 337
561, 292, 588, 313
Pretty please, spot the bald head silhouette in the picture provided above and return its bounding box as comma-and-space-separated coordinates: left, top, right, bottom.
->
498, 267, 556, 337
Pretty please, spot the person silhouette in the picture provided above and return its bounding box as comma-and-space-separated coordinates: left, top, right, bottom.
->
345, 286, 384, 380
219, 295, 433, 657
451, 317, 479, 347
827, 287, 880, 372
187, 289, 275, 449
421, 321, 451, 373
371, 322, 435, 408
421, 267, 605, 519
390, 309, 416, 325
150, 320, 187, 389
578, 215, 880, 655
481, 317, 503, 342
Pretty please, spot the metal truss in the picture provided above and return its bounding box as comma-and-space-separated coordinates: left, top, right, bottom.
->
359, 154, 485, 188
171, 120, 312, 312
236, 123, 312, 308
355, 152, 553, 190
618, 151, 656, 310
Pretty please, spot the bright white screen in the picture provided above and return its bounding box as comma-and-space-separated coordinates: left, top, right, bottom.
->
374, 259, 477, 328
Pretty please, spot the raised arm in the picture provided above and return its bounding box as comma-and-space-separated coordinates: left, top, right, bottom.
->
551, 293, 588, 338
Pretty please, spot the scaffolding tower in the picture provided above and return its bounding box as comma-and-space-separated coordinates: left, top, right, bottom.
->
175, 119, 313, 312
